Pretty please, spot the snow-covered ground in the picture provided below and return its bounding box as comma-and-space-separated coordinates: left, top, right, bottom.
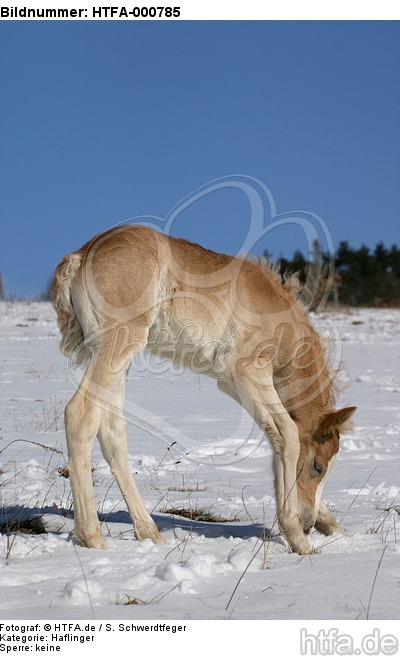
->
0, 302, 399, 620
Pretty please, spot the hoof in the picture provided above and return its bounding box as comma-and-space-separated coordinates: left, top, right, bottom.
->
151, 532, 166, 545
293, 544, 320, 556
135, 522, 165, 544
73, 532, 107, 550
286, 535, 320, 555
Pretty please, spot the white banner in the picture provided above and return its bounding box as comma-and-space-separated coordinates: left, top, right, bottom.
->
0, 620, 399, 654
0, 0, 399, 21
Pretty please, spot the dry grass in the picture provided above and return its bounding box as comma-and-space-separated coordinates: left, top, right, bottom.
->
116, 594, 146, 606
161, 506, 238, 523
0, 516, 45, 535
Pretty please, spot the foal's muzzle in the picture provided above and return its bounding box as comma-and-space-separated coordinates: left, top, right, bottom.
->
300, 505, 316, 536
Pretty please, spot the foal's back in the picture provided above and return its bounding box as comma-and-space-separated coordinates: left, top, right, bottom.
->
74, 225, 299, 371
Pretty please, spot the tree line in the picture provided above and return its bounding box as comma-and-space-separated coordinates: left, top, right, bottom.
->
273, 241, 400, 308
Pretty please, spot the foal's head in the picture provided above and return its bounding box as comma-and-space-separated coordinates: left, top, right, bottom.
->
296, 406, 356, 534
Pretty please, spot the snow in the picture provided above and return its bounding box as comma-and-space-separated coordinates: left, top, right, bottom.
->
0, 302, 399, 621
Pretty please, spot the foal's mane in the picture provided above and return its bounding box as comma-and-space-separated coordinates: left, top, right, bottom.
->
249, 254, 340, 411
248, 255, 303, 298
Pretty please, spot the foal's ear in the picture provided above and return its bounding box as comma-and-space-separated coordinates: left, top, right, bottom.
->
318, 406, 357, 434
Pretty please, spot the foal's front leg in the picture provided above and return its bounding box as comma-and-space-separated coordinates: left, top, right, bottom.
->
232, 367, 313, 555
272, 443, 315, 555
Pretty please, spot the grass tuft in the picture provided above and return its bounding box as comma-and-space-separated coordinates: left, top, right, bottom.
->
116, 594, 146, 606
161, 506, 238, 523
0, 516, 45, 535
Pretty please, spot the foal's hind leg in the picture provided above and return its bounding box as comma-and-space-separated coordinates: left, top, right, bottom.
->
65, 362, 106, 549
97, 372, 164, 544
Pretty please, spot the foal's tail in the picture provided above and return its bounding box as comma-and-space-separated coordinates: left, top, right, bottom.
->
51, 252, 89, 365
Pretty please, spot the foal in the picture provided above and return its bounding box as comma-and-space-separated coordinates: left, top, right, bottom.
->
51, 225, 356, 554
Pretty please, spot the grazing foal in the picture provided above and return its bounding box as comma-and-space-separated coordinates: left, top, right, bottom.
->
52, 225, 355, 554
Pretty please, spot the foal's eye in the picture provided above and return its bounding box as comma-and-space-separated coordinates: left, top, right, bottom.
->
313, 460, 324, 474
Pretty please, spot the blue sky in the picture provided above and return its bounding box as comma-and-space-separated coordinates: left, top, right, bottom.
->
1, 20, 399, 298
